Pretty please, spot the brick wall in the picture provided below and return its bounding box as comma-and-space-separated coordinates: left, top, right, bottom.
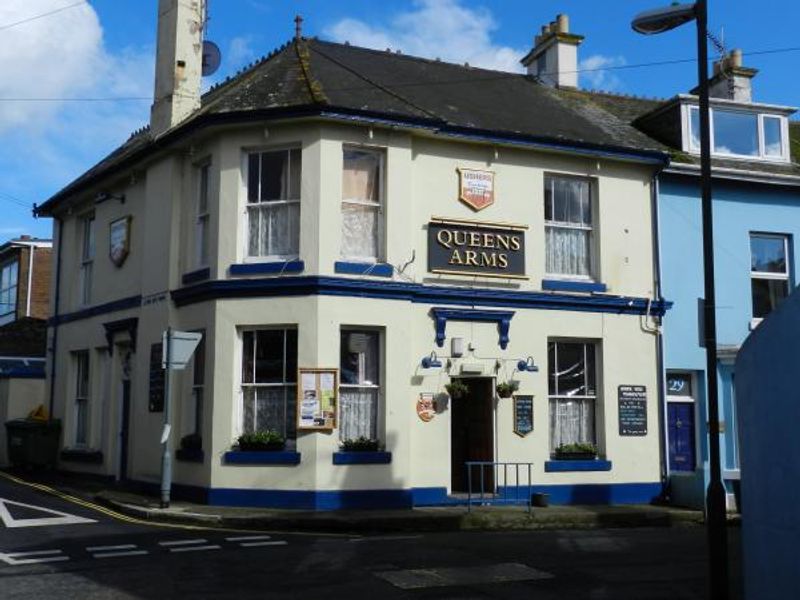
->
13, 246, 52, 320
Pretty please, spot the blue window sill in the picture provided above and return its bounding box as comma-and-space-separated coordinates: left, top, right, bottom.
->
542, 279, 607, 293
333, 451, 392, 465
334, 261, 393, 278
229, 261, 304, 276
182, 267, 210, 285
223, 451, 301, 465
545, 459, 612, 472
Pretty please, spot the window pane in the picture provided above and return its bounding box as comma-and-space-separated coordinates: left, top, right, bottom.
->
75, 398, 88, 445
255, 330, 285, 383
247, 154, 259, 203
584, 344, 596, 395
752, 278, 789, 319
667, 373, 693, 397
343, 149, 380, 202
341, 204, 379, 258
544, 179, 553, 222
548, 342, 556, 395
750, 235, 787, 273
546, 226, 590, 276
265, 202, 299, 256
242, 331, 254, 384
340, 330, 379, 385
198, 164, 209, 213
340, 388, 378, 440
260, 151, 289, 201
193, 336, 205, 386
285, 329, 297, 383
763, 117, 783, 157
689, 106, 700, 150
713, 110, 758, 156
289, 148, 302, 198
554, 342, 588, 396
552, 178, 569, 222
549, 398, 595, 449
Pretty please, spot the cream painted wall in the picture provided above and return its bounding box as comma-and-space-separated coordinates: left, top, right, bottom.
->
0, 378, 46, 467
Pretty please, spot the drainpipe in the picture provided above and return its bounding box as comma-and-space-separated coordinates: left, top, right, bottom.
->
26, 244, 34, 317
48, 218, 63, 419
650, 173, 670, 499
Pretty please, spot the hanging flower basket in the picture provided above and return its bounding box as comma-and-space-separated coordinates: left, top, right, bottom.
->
445, 380, 469, 400
496, 380, 519, 398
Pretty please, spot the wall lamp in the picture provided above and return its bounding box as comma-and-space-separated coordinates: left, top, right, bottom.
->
421, 351, 443, 369
517, 356, 539, 372
95, 191, 126, 205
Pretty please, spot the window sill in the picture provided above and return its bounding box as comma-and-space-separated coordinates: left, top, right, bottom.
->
223, 450, 301, 465
182, 267, 210, 285
176, 448, 205, 463
333, 451, 392, 465
334, 261, 393, 278
229, 260, 304, 276
542, 279, 607, 293
544, 459, 612, 472
60, 448, 104, 464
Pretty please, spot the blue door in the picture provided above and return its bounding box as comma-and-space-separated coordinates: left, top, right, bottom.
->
668, 402, 696, 472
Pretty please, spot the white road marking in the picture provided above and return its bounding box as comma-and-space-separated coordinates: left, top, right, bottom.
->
158, 539, 207, 547
349, 535, 423, 543
239, 541, 288, 548
225, 535, 272, 542
0, 549, 69, 566
169, 544, 221, 553
93, 550, 149, 559
0, 498, 97, 528
86, 544, 137, 552
3, 549, 63, 557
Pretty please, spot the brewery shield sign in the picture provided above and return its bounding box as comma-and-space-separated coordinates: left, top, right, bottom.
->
458, 168, 494, 211
428, 217, 527, 278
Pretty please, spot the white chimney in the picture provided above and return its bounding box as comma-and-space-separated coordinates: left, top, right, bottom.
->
150, 0, 204, 137
520, 14, 584, 88
709, 48, 758, 103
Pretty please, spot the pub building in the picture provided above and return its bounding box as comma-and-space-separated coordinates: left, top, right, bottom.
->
36, 6, 670, 508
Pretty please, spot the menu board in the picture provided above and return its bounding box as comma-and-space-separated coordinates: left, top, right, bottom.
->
297, 368, 338, 431
618, 385, 647, 436
513, 395, 534, 437
149, 342, 164, 412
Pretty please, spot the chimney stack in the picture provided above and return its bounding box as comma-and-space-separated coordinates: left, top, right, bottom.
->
150, 0, 205, 137
709, 48, 758, 103
520, 14, 584, 88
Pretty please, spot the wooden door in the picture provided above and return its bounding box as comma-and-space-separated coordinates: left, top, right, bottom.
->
451, 378, 494, 493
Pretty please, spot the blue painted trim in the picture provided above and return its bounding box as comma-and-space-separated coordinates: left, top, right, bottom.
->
410, 487, 450, 506
50, 295, 142, 326
223, 451, 301, 465
181, 267, 211, 285
229, 261, 304, 276
501, 482, 661, 505
0, 368, 45, 379
208, 488, 412, 510
542, 279, 608, 293
431, 307, 514, 349
334, 261, 393, 278
172, 276, 672, 317
545, 459, 613, 472
333, 451, 392, 465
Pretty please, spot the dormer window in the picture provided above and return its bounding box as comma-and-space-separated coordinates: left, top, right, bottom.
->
686, 105, 789, 161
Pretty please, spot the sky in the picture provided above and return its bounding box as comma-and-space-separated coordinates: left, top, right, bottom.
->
2, 0, 799, 243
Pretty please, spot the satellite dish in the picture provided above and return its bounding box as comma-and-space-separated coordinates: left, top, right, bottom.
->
202, 40, 222, 77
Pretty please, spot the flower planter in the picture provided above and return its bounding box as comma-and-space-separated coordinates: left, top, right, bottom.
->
237, 442, 285, 452
554, 451, 597, 461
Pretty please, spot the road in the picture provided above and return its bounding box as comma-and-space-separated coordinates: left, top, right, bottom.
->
0, 473, 741, 599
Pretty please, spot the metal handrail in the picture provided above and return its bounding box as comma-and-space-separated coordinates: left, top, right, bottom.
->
465, 461, 533, 513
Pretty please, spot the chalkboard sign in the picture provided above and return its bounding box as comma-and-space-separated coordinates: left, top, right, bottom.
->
513, 395, 534, 437
149, 342, 165, 412
618, 385, 647, 436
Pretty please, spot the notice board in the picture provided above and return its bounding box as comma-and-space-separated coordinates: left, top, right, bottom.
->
618, 385, 647, 436
297, 368, 338, 431
513, 395, 534, 436
149, 342, 164, 412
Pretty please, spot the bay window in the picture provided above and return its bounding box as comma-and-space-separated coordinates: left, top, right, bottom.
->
750, 233, 791, 319
241, 329, 297, 441
548, 340, 598, 452
341, 147, 384, 261
245, 148, 301, 259
339, 329, 381, 441
544, 175, 593, 278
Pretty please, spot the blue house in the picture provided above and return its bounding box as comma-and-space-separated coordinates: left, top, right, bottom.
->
644, 53, 800, 508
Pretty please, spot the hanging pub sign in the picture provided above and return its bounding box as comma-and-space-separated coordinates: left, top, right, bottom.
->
428, 217, 527, 279
513, 395, 534, 436
297, 368, 338, 431
618, 385, 648, 436
457, 168, 495, 211
109, 216, 132, 267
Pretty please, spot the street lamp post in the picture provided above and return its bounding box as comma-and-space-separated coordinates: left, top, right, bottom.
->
632, 2, 729, 599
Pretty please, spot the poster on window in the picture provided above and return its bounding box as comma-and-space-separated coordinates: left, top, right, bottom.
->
297, 368, 338, 430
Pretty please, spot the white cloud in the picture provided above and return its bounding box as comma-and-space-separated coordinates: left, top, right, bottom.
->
326, 0, 525, 73
579, 54, 627, 92
227, 35, 257, 69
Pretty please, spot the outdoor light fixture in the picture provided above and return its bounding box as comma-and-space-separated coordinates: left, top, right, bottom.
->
421, 351, 442, 369
632, 3, 729, 599
517, 356, 539, 372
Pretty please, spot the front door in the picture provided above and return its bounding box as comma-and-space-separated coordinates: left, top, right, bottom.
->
451, 378, 494, 493
668, 402, 696, 472
119, 379, 131, 481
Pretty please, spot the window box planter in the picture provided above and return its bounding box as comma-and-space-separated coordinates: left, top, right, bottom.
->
545, 459, 612, 472
553, 451, 597, 461
223, 451, 301, 465
333, 451, 392, 465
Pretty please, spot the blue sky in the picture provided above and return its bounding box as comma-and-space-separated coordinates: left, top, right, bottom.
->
2, 0, 799, 243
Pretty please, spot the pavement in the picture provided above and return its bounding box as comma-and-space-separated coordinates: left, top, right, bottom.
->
2, 468, 740, 534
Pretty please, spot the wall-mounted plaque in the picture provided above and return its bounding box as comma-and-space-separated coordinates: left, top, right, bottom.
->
618, 385, 647, 436
458, 168, 495, 211
297, 368, 338, 431
513, 395, 534, 436
148, 342, 164, 412
428, 217, 527, 279
109, 216, 132, 267
417, 392, 435, 422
